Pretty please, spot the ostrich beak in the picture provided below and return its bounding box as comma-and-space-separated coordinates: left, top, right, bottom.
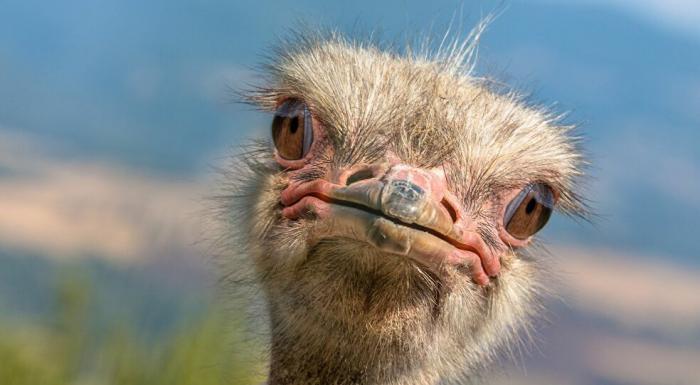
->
280, 165, 500, 285
329, 178, 461, 241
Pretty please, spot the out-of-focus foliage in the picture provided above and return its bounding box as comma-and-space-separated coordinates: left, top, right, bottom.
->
0, 275, 265, 385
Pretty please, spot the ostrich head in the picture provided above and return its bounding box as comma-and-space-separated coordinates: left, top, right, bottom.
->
219, 28, 585, 385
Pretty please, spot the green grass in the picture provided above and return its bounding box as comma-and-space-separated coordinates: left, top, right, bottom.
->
0, 273, 266, 385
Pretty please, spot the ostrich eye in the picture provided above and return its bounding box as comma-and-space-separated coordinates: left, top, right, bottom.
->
504, 183, 555, 240
272, 99, 314, 160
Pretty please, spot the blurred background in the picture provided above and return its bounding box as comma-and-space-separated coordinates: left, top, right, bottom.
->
0, 1, 698, 384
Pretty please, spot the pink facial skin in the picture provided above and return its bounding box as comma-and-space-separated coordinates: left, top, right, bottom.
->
272, 102, 542, 286
280, 168, 501, 279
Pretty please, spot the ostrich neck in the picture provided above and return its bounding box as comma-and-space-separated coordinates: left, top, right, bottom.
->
264, 308, 443, 385
266, 333, 439, 385
259, 246, 467, 385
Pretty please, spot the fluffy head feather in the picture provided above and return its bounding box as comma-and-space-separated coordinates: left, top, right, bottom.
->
215, 26, 587, 385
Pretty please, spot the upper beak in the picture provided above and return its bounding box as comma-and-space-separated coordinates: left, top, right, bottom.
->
327, 178, 463, 243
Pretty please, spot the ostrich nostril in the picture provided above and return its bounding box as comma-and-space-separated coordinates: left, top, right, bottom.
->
441, 198, 459, 223
345, 168, 376, 186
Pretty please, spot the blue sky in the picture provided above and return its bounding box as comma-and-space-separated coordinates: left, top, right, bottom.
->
0, 0, 698, 263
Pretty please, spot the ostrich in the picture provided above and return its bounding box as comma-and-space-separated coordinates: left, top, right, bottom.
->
216, 27, 585, 385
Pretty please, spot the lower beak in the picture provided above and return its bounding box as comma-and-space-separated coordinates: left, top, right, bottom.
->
301, 178, 491, 284
314, 203, 473, 274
